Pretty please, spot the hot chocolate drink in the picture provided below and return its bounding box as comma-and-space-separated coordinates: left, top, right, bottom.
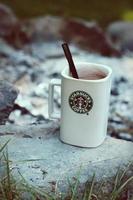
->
78, 68, 107, 80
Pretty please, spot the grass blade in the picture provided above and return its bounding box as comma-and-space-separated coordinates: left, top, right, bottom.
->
0, 140, 10, 153
71, 178, 79, 200
96, 180, 104, 196
0, 181, 8, 200
71, 170, 81, 200
111, 167, 121, 193
88, 173, 95, 200
119, 161, 133, 184
17, 170, 53, 199
110, 176, 133, 200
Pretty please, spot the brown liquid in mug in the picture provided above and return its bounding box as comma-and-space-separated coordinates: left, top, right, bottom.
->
78, 68, 107, 80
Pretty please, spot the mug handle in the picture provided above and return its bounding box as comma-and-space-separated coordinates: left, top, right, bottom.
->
48, 79, 61, 119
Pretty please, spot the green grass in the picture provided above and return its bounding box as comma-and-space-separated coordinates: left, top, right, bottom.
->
0, 141, 133, 200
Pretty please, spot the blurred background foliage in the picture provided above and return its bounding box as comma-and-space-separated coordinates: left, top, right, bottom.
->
0, 0, 133, 26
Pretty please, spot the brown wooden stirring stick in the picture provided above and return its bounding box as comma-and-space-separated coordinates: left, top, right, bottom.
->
62, 43, 79, 79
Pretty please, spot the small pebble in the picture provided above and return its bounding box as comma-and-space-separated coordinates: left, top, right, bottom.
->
118, 133, 133, 142
114, 76, 127, 85
119, 76, 127, 83
111, 88, 119, 96
49, 72, 60, 78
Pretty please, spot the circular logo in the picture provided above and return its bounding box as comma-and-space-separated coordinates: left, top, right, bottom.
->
69, 90, 93, 114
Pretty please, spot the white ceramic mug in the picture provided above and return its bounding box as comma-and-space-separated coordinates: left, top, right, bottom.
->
48, 62, 112, 147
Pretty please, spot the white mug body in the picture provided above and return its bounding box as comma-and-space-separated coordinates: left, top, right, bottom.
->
60, 62, 112, 147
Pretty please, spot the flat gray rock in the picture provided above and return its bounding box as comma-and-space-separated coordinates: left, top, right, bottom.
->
0, 129, 132, 191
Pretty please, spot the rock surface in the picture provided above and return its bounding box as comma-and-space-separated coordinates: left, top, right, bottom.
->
0, 3, 17, 36
61, 19, 121, 57
0, 121, 59, 138
0, 133, 133, 191
107, 21, 133, 52
24, 16, 120, 57
0, 4, 29, 47
0, 81, 18, 125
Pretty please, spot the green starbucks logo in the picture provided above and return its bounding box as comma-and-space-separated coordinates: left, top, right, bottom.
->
69, 90, 93, 114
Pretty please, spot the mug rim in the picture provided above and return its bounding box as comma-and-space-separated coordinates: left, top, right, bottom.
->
61, 62, 112, 83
